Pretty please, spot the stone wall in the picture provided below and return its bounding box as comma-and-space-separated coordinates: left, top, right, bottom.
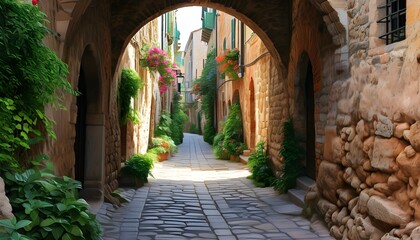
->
0, 177, 13, 220
310, 0, 420, 239
268, 0, 338, 171
118, 19, 159, 158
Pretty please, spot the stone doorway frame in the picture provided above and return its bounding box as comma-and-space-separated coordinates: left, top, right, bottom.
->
74, 45, 105, 202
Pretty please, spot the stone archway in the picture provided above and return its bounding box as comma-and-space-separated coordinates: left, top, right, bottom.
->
74, 46, 105, 202
293, 52, 316, 179
108, 0, 292, 75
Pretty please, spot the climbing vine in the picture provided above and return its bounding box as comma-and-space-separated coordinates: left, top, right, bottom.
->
193, 49, 217, 144
0, 0, 77, 170
118, 68, 144, 125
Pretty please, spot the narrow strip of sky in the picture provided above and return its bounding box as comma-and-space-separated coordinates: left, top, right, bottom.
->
176, 7, 202, 51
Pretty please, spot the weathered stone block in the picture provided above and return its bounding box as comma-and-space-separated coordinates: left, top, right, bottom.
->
323, 126, 337, 162
409, 121, 420, 152
375, 115, 393, 138
0, 177, 13, 219
396, 146, 420, 181
317, 161, 345, 203
367, 195, 410, 226
371, 137, 406, 173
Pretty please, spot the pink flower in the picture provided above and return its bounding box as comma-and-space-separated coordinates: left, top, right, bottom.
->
32, 0, 38, 4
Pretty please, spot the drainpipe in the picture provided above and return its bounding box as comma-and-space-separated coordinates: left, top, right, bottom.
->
214, 10, 219, 131
161, 14, 165, 49
240, 22, 245, 77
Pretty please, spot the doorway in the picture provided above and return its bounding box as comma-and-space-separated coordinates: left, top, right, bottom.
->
294, 52, 316, 179
74, 46, 105, 201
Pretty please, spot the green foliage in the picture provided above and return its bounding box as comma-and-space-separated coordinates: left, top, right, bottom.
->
0, 217, 32, 240
222, 103, 246, 156
2, 169, 101, 239
121, 153, 155, 181
213, 132, 229, 160
0, 0, 77, 170
159, 135, 178, 153
149, 146, 168, 154
273, 119, 303, 193
118, 68, 144, 125
194, 49, 217, 144
248, 142, 275, 187
170, 93, 188, 145
0, 0, 75, 110
189, 123, 199, 134
155, 111, 172, 137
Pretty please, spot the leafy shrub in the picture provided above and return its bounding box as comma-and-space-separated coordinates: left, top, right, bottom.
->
193, 50, 217, 144
248, 142, 275, 187
158, 135, 178, 154
155, 111, 172, 137
0, 0, 77, 170
273, 119, 303, 193
222, 103, 246, 156
118, 68, 144, 125
189, 123, 199, 134
1, 169, 101, 239
213, 133, 229, 160
121, 153, 155, 181
148, 146, 168, 154
170, 93, 188, 145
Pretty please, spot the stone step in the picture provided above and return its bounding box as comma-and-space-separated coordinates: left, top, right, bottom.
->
296, 176, 315, 191
287, 188, 306, 208
239, 155, 249, 165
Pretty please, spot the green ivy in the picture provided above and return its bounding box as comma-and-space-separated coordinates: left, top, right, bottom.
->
221, 103, 247, 156
1, 169, 101, 239
155, 110, 172, 137
273, 119, 303, 193
121, 153, 155, 181
170, 93, 188, 145
0, 0, 77, 170
118, 68, 144, 125
193, 49, 217, 144
213, 132, 229, 160
247, 141, 275, 187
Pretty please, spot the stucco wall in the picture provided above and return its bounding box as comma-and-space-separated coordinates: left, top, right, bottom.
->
241, 34, 270, 149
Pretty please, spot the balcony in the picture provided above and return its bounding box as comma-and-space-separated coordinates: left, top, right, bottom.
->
201, 12, 215, 43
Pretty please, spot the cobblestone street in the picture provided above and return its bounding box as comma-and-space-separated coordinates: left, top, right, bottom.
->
98, 133, 332, 240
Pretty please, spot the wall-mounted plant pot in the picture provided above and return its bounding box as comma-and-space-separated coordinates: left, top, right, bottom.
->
118, 174, 145, 188
158, 152, 169, 162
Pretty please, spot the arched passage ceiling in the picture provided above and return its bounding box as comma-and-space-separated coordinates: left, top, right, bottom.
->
109, 0, 292, 72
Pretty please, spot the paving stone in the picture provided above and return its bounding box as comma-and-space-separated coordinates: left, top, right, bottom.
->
98, 134, 333, 240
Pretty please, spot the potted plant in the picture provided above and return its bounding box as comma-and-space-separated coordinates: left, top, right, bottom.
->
149, 146, 169, 162
215, 48, 240, 80
119, 153, 155, 188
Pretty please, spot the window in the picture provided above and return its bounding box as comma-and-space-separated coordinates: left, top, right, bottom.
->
223, 38, 226, 50
377, 0, 406, 44
231, 19, 236, 48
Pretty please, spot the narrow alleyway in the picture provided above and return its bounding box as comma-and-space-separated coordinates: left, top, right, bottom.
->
98, 133, 332, 240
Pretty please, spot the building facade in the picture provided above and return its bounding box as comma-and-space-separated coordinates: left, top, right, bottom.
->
183, 28, 208, 132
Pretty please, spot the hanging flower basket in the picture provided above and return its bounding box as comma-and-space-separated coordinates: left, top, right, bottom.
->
215, 48, 240, 80
140, 45, 177, 94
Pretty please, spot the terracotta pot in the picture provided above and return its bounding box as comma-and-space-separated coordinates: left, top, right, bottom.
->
158, 152, 169, 161
230, 155, 240, 162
